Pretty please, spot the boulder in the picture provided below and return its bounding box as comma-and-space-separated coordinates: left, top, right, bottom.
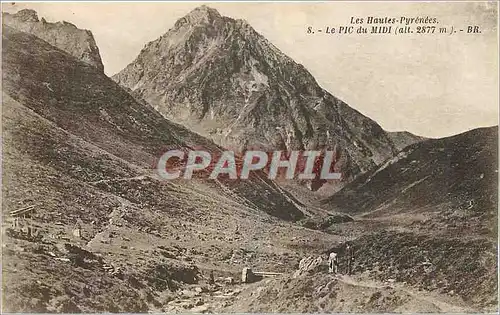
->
293, 256, 324, 278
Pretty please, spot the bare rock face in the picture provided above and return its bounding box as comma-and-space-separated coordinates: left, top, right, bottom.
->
293, 256, 324, 278
2, 9, 104, 71
113, 6, 407, 190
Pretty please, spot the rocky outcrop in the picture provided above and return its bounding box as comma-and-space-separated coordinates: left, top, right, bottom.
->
293, 256, 324, 278
388, 131, 426, 152
2, 9, 104, 71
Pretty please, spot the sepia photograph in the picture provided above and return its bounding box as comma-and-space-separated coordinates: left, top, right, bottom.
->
1, 1, 498, 313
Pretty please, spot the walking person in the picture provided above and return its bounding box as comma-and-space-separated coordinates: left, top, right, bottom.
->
328, 251, 338, 274
346, 243, 355, 275
208, 270, 215, 285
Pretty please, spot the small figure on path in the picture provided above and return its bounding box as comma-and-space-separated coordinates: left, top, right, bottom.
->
208, 270, 215, 285
346, 243, 355, 275
328, 251, 338, 274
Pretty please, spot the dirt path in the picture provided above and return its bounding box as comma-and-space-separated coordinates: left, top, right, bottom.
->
338, 274, 472, 313
87, 175, 149, 185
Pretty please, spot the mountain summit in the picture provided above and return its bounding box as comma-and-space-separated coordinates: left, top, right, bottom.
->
113, 6, 415, 190
177, 5, 222, 25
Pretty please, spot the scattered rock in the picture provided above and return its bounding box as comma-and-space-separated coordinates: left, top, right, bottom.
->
293, 256, 324, 278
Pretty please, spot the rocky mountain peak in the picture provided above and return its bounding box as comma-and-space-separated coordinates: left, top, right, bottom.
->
2, 9, 104, 72
10, 9, 39, 22
113, 7, 423, 192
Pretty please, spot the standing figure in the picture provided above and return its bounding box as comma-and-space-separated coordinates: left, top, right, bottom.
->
346, 243, 355, 275
208, 270, 215, 285
328, 252, 338, 274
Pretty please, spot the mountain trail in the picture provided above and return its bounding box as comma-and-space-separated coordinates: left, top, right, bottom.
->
338, 274, 472, 313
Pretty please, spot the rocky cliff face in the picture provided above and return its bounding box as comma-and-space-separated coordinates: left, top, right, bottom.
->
3, 9, 104, 71
113, 6, 406, 189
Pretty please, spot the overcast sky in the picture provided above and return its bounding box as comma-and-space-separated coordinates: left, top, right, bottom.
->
3, 2, 498, 138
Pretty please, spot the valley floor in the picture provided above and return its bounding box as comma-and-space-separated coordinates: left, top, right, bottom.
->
3, 202, 496, 313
